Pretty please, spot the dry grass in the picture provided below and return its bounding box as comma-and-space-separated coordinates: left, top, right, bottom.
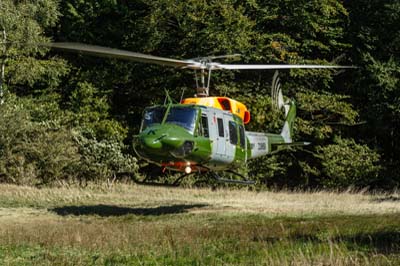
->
0, 183, 399, 265
0, 183, 398, 217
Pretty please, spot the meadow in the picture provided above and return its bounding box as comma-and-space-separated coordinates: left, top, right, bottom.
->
0, 183, 399, 265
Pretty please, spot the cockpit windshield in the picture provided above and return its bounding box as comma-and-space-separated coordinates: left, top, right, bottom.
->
141, 106, 166, 131
141, 106, 198, 134
165, 106, 197, 133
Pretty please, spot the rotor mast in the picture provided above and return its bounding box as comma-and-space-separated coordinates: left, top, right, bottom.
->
192, 54, 241, 97
194, 67, 212, 97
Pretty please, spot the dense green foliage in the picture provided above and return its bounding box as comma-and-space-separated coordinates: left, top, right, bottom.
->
0, 0, 67, 93
0, 94, 137, 185
0, 0, 398, 189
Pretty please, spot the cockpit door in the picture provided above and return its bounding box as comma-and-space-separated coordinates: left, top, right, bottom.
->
210, 111, 235, 165
215, 116, 226, 156
223, 113, 235, 161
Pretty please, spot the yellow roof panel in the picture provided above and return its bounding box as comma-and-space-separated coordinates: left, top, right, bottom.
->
182, 97, 251, 124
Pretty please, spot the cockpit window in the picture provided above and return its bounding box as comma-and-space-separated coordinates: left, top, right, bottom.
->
141, 106, 166, 131
200, 115, 209, 138
165, 106, 197, 133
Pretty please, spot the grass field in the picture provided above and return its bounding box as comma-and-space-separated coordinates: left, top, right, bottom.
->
0, 183, 399, 265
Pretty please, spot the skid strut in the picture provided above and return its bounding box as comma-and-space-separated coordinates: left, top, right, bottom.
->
211, 171, 255, 185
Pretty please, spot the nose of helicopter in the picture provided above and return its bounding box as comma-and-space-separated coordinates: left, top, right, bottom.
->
142, 134, 163, 149
141, 133, 183, 150
134, 125, 191, 156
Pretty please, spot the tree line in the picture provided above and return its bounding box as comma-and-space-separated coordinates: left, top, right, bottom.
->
0, 0, 398, 189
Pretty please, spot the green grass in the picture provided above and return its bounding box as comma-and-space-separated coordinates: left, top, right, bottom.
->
0, 183, 399, 265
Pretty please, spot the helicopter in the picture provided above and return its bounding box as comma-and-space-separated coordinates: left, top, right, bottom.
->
48, 42, 354, 185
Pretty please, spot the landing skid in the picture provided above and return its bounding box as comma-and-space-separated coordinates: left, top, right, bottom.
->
172, 172, 195, 185
137, 169, 255, 186
172, 169, 255, 186
136, 172, 195, 187
211, 171, 255, 185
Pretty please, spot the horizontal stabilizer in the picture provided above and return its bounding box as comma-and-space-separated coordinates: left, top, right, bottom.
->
273, 141, 311, 147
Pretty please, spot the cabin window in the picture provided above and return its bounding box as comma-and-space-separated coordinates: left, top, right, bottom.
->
217, 118, 224, 137
141, 106, 166, 131
200, 115, 209, 138
229, 121, 238, 145
165, 106, 197, 133
239, 125, 245, 148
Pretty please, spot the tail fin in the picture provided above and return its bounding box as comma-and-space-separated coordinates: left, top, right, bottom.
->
271, 71, 296, 143
280, 100, 296, 143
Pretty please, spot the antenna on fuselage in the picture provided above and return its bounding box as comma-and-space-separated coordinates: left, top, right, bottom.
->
179, 88, 186, 103
164, 89, 173, 105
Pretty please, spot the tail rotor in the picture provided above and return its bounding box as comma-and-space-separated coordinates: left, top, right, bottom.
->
270, 70, 296, 143
271, 70, 289, 116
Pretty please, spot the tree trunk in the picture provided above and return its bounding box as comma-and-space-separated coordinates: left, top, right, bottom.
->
0, 29, 6, 104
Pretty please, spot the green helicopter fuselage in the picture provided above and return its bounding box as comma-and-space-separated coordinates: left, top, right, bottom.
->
133, 97, 294, 174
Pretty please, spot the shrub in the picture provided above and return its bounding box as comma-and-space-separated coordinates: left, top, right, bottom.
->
0, 96, 80, 185
0, 95, 138, 185
73, 130, 138, 183
316, 137, 381, 189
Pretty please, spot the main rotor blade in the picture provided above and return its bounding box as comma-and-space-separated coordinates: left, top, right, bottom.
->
213, 64, 356, 70
47, 42, 196, 68
46, 43, 356, 71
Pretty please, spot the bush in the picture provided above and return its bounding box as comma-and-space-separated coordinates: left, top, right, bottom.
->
316, 137, 381, 189
73, 130, 138, 183
0, 95, 138, 185
0, 97, 80, 185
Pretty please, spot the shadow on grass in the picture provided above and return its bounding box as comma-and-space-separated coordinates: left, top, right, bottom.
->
250, 215, 400, 255
50, 204, 208, 217
255, 230, 400, 255
371, 195, 400, 202
337, 231, 400, 254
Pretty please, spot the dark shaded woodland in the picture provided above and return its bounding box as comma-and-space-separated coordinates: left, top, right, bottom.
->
0, 0, 398, 189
